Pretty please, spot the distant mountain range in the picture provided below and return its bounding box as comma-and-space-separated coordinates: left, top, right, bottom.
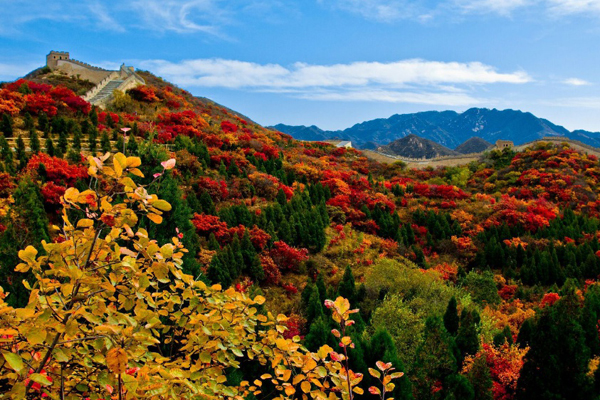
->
379, 134, 460, 159
271, 108, 600, 149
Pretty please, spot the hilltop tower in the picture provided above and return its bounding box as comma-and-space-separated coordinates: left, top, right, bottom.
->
46, 51, 70, 70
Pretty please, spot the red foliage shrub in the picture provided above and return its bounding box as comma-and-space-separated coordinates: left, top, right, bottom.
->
269, 241, 309, 271
260, 254, 280, 285
540, 292, 560, 307
221, 120, 238, 133
41, 182, 66, 206
191, 213, 230, 242
27, 154, 88, 186
128, 85, 160, 102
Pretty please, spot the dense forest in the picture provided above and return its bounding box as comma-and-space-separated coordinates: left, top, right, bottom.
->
1, 71, 600, 399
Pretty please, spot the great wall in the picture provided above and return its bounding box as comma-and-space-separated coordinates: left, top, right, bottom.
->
13, 52, 600, 166
45, 51, 145, 108
362, 136, 600, 169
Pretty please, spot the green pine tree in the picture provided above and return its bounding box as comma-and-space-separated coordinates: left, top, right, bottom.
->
1, 114, 13, 137
29, 128, 40, 154
15, 135, 27, 170
444, 296, 460, 336
45, 137, 55, 157
0, 135, 14, 174
150, 171, 201, 276
101, 131, 111, 154
338, 266, 357, 304
456, 309, 481, 365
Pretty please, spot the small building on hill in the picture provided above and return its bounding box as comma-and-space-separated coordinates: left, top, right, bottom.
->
323, 140, 353, 148
495, 140, 514, 150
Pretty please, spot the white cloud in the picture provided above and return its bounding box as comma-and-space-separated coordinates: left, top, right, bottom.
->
454, 0, 533, 15
547, 0, 600, 16
298, 88, 482, 105
139, 57, 529, 105
0, 62, 39, 80
545, 97, 600, 108
141, 58, 531, 88
318, 0, 427, 22
563, 77, 592, 86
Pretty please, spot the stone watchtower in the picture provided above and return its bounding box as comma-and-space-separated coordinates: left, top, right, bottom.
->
46, 51, 70, 70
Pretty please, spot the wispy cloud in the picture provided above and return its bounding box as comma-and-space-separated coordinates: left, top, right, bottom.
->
323, 0, 600, 21
317, 0, 430, 22
454, 0, 533, 15
139, 57, 530, 105
0, 0, 281, 37
0, 62, 40, 80
563, 77, 591, 86
544, 97, 600, 108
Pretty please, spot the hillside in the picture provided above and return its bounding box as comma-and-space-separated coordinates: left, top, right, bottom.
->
3, 67, 600, 399
379, 134, 460, 158
455, 136, 493, 154
273, 108, 600, 149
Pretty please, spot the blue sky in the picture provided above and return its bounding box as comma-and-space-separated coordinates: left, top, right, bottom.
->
1, 0, 600, 132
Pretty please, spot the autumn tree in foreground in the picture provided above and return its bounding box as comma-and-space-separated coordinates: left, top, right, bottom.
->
0, 153, 402, 400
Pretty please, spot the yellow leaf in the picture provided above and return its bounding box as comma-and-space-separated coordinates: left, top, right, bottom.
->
353, 387, 364, 395
107, 348, 128, 374
126, 156, 142, 168
161, 244, 174, 258
63, 188, 80, 203
18, 246, 37, 262
341, 336, 352, 346
275, 338, 290, 351
301, 381, 311, 393
147, 213, 163, 224
77, 219, 94, 228
254, 295, 266, 305
129, 168, 144, 178
285, 386, 296, 396
333, 297, 350, 315
151, 200, 172, 212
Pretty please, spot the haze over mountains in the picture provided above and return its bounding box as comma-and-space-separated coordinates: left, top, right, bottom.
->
272, 108, 600, 150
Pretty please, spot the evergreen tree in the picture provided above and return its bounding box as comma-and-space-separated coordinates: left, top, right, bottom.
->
368, 329, 413, 400
467, 355, 493, 400
456, 309, 481, 365
517, 284, 592, 400
149, 171, 201, 276
493, 325, 514, 347
15, 135, 27, 170
413, 317, 459, 399
90, 108, 98, 126
316, 274, 327, 305
45, 137, 55, 157
14, 177, 50, 247
57, 130, 68, 157
338, 266, 357, 304
276, 189, 287, 206
218, 161, 227, 177
30, 128, 40, 154
72, 130, 82, 153
126, 133, 138, 155
207, 253, 231, 287
38, 112, 49, 132
199, 191, 216, 215
88, 127, 98, 154
1, 114, 13, 137
240, 230, 264, 281
305, 288, 324, 324
0, 135, 14, 174
444, 296, 460, 336
101, 131, 111, 154
207, 233, 220, 251
23, 112, 34, 131
303, 317, 335, 352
